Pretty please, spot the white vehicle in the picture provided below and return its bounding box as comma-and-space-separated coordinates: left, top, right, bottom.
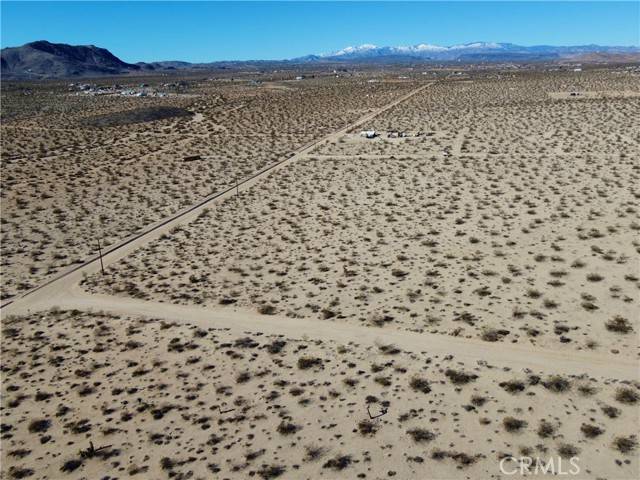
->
360, 130, 377, 138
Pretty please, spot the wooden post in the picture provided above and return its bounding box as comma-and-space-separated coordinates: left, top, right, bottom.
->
97, 238, 105, 275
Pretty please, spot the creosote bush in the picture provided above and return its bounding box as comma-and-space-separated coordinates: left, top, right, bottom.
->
409, 376, 431, 394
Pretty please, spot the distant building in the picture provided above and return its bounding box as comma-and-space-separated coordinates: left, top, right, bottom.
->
360, 130, 377, 139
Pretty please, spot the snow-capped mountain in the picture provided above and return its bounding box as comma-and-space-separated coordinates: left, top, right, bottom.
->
299, 42, 640, 62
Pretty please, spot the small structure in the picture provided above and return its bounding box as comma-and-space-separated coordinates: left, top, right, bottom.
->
360, 130, 378, 139
387, 130, 409, 138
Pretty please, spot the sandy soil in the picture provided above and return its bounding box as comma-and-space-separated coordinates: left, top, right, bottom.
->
1, 76, 417, 300
1, 68, 639, 480
2, 310, 638, 479
82, 75, 640, 360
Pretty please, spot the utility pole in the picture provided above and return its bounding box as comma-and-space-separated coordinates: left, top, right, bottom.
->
236, 175, 241, 215
97, 238, 105, 275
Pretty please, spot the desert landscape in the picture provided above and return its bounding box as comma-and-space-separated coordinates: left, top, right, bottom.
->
1, 74, 416, 300
1, 308, 638, 479
2, 61, 639, 480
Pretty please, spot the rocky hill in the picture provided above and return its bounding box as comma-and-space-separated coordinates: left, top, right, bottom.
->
1, 40, 140, 79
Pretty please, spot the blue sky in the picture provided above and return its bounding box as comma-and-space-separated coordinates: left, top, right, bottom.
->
2, 1, 638, 62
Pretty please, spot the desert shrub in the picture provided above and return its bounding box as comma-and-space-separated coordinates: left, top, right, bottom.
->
160, 457, 175, 470
297, 357, 322, 370
481, 328, 509, 342
470, 395, 487, 406
391, 269, 409, 278
266, 340, 286, 354
8, 449, 31, 459
503, 417, 528, 432
28, 418, 51, 433
431, 450, 480, 466
542, 375, 571, 393
369, 313, 394, 327
605, 316, 633, 334
612, 435, 637, 454
8, 467, 35, 479
234, 337, 259, 348
321, 307, 337, 320
601, 404, 621, 418
378, 343, 401, 355
615, 387, 639, 404
557, 443, 580, 459
258, 465, 286, 479
481, 329, 500, 342
304, 445, 326, 462
499, 380, 526, 394
343, 378, 359, 387
358, 419, 378, 436
580, 423, 604, 438
445, 369, 478, 385
276, 421, 301, 435
537, 420, 555, 438
219, 297, 237, 305
60, 458, 83, 473
323, 455, 352, 471
526, 289, 542, 299
407, 428, 436, 443
258, 304, 277, 315
409, 376, 431, 394
577, 384, 597, 396
586, 273, 604, 282
34, 391, 53, 401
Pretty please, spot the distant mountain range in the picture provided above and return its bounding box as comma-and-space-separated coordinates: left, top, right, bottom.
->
298, 42, 640, 62
2, 40, 639, 79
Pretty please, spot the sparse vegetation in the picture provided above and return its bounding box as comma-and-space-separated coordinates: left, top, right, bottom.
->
3, 69, 638, 480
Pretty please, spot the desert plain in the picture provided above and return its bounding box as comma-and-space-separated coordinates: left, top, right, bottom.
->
1, 66, 639, 480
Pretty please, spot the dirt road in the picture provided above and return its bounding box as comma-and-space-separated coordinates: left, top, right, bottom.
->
2, 80, 637, 382
11, 284, 638, 380
1, 83, 433, 310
